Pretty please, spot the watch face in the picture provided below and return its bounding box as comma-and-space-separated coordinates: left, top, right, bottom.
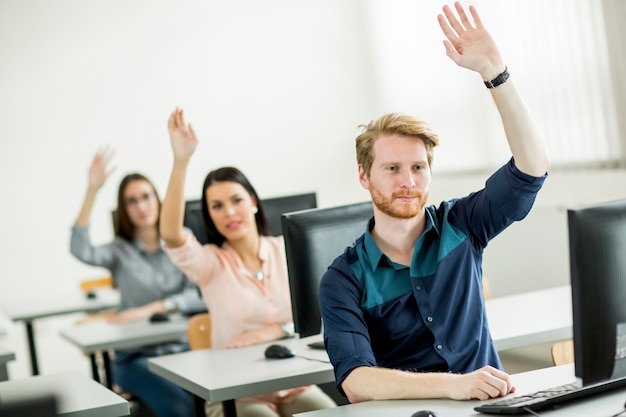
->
281, 322, 295, 337
164, 299, 176, 313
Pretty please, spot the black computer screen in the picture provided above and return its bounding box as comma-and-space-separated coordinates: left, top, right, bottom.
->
568, 198, 626, 385
281, 201, 374, 337
184, 192, 317, 244
0, 395, 57, 417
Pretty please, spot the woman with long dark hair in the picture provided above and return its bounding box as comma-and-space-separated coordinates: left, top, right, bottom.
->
70, 147, 206, 417
160, 108, 336, 417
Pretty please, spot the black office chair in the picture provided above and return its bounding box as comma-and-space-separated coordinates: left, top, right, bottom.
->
281, 201, 373, 338
281, 201, 373, 406
0, 395, 58, 417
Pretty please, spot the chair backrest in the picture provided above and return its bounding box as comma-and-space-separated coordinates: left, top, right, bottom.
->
187, 312, 212, 350
184, 192, 317, 243
79, 275, 115, 295
281, 201, 374, 338
551, 339, 574, 366
482, 277, 492, 300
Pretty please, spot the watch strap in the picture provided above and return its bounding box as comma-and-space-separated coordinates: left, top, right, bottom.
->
484, 66, 509, 89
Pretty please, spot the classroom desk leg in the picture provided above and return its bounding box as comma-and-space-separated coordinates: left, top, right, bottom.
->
0, 364, 8, 381
222, 399, 237, 417
25, 320, 40, 375
193, 395, 205, 417
102, 351, 113, 390
89, 353, 101, 384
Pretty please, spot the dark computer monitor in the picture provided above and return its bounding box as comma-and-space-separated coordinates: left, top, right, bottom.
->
568, 198, 626, 386
0, 395, 58, 417
184, 192, 317, 244
281, 201, 374, 337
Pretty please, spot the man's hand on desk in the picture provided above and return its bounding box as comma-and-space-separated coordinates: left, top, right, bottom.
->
445, 366, 516, 401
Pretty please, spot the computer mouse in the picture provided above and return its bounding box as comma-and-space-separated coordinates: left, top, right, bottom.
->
411, 410, 437, 417
149, 312, 170, 323
264, 344, 296, 359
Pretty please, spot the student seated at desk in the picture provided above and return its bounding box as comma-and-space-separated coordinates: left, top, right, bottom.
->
319, 2, 550, 405
160, 109, 337, 417
70, 147, 206, 417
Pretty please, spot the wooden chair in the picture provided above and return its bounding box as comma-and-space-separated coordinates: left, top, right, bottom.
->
80, 275, 115, 296
482, 278, 492, 300
187, 312, 212, 350
76, 275, 117, 324
187, 313, 212, 415
551, 340, 574, 366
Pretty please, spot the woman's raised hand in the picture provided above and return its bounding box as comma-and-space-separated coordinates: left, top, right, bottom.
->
167, 107, 198, 161
88, 146, 114, 190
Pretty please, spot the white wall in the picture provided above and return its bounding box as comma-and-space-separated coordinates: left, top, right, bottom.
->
1, 0, 625, 381
0, 0, 379, 301
431, 169, 626, 297
1, 0, 625, 301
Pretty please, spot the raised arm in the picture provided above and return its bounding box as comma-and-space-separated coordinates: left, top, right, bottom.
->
160, 108, 199, 248
438, 2, 550, 177
75, 147, 115, 227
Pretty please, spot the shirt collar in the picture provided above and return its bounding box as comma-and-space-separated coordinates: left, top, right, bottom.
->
363, 209, 439, 271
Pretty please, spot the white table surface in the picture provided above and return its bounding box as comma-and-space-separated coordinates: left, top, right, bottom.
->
295, 364, 626, 417
1, 289, 121, 375
145, 286, 573, 408
2, 289, 120, 321
0, 371, 129, 417
148, 334, 333, 402
60, 313, 189, 353
487, 285, 572, 351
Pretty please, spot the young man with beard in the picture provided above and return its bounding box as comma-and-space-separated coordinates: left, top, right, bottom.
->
319, 2, 550, 404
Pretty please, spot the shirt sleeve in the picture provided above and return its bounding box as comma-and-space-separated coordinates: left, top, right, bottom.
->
320, 255, 377, 396
451, 157, 547, 247
164, 231, 218, 288
70, 224, 116, 269
167, 278, 207, 314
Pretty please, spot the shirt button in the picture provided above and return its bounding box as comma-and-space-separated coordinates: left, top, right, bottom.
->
437, 344, 443, 350
427, 316, 433, 322
415, 285, 421, 291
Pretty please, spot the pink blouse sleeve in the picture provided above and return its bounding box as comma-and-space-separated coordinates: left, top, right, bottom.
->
164, 232, 217, 287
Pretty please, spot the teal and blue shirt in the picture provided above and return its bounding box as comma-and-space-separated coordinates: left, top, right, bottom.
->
320, 158, 547, 395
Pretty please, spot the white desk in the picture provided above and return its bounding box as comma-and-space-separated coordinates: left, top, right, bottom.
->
294, 364, 626, 417
487, 285, 572, 351
144, 287, 574, 417
0, 371, 129, 416
2, 289, 120, 375
60, 314, 188, 389
148, 335, 333, 417
0, 347, 15, 381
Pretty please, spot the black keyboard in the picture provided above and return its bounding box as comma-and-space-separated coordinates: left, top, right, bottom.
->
474, 376, 626, 414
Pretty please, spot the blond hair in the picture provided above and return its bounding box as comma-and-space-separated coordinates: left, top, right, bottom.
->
356, 113, 440, 177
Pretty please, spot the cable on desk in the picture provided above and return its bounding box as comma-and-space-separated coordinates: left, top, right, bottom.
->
522, 407, 542, 416
297, 355, 330, 364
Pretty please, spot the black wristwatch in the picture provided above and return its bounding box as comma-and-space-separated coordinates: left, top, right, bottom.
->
163, 298, 178, 313
280, 322, 295, 338
484, 67, 509, 89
